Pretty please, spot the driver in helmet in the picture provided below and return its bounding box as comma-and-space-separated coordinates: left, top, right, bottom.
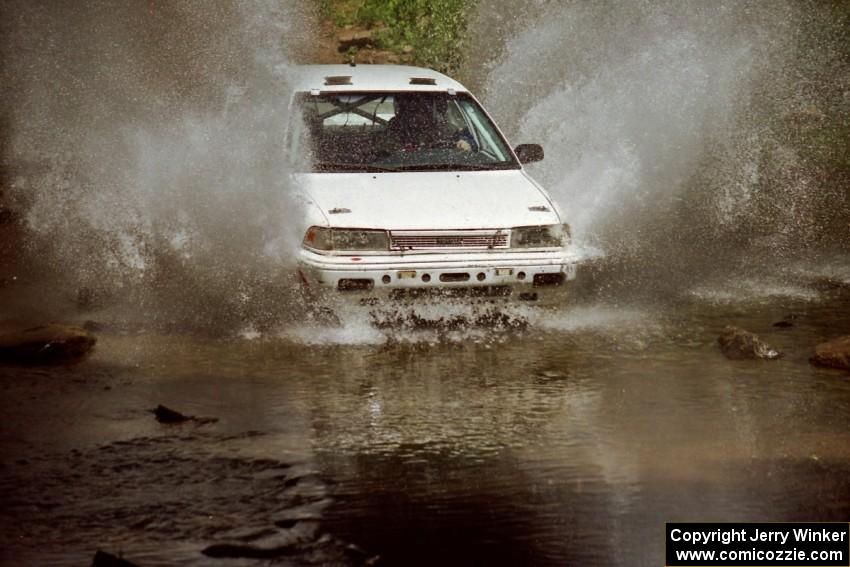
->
384, 95, 475, 152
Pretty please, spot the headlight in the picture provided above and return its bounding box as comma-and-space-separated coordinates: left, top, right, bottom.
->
303, 227, 389, 251
511, 224, 570, 248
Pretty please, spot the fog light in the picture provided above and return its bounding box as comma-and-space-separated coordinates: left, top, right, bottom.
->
422, 274, 431, 282
476, 272, 486, 281
517, 271, 526, 280
533, 273, 565, 287
382, 275, 391, 284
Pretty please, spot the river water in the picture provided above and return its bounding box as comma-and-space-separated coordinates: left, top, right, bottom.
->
2, 278, 850, 565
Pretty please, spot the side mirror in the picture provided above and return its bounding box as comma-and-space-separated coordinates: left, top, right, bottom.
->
514, 143, 544, 164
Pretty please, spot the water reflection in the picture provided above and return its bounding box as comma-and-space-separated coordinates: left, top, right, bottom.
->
2, 294, 850, 565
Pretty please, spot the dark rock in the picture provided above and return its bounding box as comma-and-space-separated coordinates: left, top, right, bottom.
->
149, 404, 219, 425
810, 336, 850, 371
718, 326, 781, 360
773, 313, 799, 328
149, 404, 192, 423
275, 519, 298, 529
201, 542, 295, 559
92, 550, 138, 567
0, 323, 96, 364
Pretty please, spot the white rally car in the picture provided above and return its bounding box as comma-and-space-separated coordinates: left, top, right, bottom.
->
287, 65, 579, 307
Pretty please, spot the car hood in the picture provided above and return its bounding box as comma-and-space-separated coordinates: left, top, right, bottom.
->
293, 170, 560, 231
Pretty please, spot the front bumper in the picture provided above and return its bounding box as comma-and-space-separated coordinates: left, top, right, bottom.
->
297, 248, 578, 303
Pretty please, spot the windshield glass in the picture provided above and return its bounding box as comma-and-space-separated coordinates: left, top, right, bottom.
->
290, 92, 520, 172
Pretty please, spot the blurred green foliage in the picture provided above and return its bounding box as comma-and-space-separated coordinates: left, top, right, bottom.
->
318, 0, 362, 27
321, 0, 474, 73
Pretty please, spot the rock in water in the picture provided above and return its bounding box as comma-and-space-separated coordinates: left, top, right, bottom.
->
810, 336, 850, 371
0, 323, 96, 363
150, 404, 192, 423
773, 313, 799, 328
202, 543, 295, 559
149, 404, 219, 425
717, 326, 781, 360
92, 550, 138, 566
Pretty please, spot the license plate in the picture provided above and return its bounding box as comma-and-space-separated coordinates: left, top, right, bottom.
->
495, 268, 513, 276
397, 270, 417, 279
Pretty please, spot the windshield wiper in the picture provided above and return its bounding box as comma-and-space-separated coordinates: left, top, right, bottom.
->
313, 162, 401, 173
394, 163, 517, 172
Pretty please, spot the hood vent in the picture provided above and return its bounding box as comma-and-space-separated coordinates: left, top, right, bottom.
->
409, 77, 437, 85
324, 75, 352, 86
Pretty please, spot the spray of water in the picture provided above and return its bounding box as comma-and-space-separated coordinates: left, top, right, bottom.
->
3, 1, 848, 337
2, 0, 313, 331
463, 0, 850, 298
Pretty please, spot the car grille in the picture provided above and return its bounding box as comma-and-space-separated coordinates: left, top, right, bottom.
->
390, 230, 509, 251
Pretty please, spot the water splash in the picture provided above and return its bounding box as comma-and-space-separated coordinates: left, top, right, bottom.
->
276, 299, 534, 347
686, 278, 820, 305
4, 1, 848, 334
464, 0, 850, 295
2, 1, 312, 330
533, 305, 658, 333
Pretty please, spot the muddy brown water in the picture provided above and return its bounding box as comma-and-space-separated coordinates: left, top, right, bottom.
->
1, 287, 850, 566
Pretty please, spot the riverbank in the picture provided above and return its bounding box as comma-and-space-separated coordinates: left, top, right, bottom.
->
305, 0, 472, 71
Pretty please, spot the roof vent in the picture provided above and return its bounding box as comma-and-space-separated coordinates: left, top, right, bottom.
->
409, 77, 437, 85
324, 75, 352, 86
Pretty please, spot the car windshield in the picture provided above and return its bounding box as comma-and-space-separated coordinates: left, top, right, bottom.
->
289, 92, 520, 172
